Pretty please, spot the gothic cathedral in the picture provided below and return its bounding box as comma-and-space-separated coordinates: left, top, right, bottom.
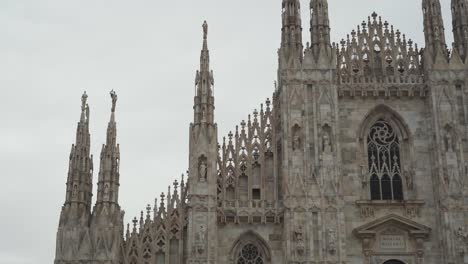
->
54, 1, 468, 263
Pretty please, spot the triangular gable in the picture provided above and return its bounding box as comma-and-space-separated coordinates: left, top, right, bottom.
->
353, 214, 431, 239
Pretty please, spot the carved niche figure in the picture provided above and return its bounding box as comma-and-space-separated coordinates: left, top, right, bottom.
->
292, 125, 302, 151
195, 225, 206, 255
293, 134, 301, 151
323, 132, 332, 153
455, 227, 468, 254
327, 228, 337, 255
360, 165, 368, 188
444, 130, 454, 153
198, 156, 208, 182
404, 170, 414, 190
294, 226, 305, 256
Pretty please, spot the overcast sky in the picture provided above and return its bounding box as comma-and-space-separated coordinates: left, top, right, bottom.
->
0, 0, 453, 263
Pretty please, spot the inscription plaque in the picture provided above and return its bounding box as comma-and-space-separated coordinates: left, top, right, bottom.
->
380, 235, 405, 250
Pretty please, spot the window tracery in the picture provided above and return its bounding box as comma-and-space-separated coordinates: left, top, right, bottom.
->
237, 243, 264, 264
367, 119, 403, 200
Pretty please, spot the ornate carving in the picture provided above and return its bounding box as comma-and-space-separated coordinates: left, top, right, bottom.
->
327, 228, 337, 255
293, 134, 301, 151
455, 227, 468, 254
323, 131, 332, 153
294, 226, 305, 256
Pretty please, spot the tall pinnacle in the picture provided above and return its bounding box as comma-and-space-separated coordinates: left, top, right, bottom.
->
452, 0, 468, 61
280, 0, 303, 68
194, 21, 215, 124
310, 0, 331, 48
95, 90, 120, 206
200, 21, 211, 75
422, 0, 447, 63
63, 92, 93, 211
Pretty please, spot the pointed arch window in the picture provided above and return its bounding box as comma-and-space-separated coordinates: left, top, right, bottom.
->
367, 119, 403, 200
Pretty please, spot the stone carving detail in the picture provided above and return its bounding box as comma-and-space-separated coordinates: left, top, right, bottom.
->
322, 125, 332, 154
294, 226, 305, 256
326, 228, 337, 255
455, 227, 468, 254
292, 126, 301, 151
444, 130, 455, 153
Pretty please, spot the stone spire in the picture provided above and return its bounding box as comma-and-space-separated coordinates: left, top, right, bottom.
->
310, 0, 331, 48
452, 0, 468, 62
422, 0, 448, 64
280, 0, 303, 67
95, 90, 121, 206
194, 21, 215, 125
63, 92, 94, 214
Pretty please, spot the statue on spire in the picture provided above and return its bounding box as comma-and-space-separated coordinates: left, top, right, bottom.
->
203, 21, 208, 40
81, 91, 88, 112
110, 90, 118, 113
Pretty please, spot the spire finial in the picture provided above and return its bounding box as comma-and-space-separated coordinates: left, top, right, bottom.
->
110, 90, 117, 113
203, 21, 208, 40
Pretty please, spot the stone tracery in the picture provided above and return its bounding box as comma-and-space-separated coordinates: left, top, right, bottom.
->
367, 119, 404, 200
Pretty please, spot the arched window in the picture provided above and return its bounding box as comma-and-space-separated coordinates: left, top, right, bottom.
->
237, 243, 264, 264
367, 119, 403, 200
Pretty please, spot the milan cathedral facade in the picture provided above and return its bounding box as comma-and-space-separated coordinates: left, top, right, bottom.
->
54, 1, 468, 263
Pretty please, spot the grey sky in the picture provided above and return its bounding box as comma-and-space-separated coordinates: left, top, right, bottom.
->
0, 0, 453, 263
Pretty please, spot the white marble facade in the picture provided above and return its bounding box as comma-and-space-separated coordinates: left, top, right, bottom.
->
54, 1, 468, 263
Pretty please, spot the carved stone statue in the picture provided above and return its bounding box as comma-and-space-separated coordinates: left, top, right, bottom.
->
327, 228, 337, 255
81, 92, 88, 111
360, 165, 368, 188
455, 227, 468, 254
110, 90, 118, 113
195, 225, 206, 255
323, 132, 332, 153
199, 158, 207, 182
195, 70, 200, 86
293, 134, 300, 151
294, 226, 305, 256
445, 132, 454, 153
404, 170, 414, 190
203, 21, 208, 40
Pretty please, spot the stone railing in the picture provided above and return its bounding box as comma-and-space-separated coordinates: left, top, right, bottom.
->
217, 199, 284, 225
